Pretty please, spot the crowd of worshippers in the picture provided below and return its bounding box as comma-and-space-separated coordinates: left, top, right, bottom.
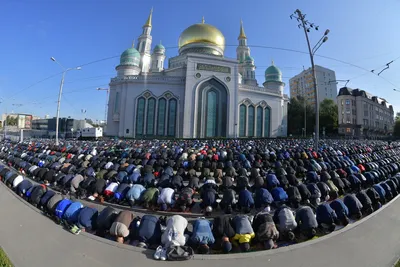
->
1, 140, 400, 257
1, 140, 400, 217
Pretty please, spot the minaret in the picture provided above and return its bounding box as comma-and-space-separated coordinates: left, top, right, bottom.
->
236, 20, 256, 85
137, 8, 153, 73
151, 41, 166, 73
236, 20, 250, 63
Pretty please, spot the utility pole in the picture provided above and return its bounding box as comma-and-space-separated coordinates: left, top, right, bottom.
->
97, 87, 109, 123
291, 9, 330, 150
50, 57, 81, 145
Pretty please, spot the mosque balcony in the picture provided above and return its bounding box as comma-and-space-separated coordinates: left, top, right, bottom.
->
113, 113, 120, 121
110, 75, 186, 85
239, 85, 281, 96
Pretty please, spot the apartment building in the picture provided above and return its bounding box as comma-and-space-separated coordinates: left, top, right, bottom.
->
289, 65, 337, 106
337, 87, 394, 137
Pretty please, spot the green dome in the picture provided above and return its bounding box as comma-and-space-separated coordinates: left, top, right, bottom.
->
265, 64, 282, 82
154, 43, 165, 52
119, 47, 140, 67
245, 55, 254, 62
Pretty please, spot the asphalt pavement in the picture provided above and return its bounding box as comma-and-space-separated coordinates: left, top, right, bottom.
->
1, 182, 400, 267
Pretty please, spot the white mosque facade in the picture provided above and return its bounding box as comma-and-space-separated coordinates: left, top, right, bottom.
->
106, 10, 289, 139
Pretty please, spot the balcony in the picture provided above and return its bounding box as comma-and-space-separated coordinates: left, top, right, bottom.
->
113, 113, 120, 122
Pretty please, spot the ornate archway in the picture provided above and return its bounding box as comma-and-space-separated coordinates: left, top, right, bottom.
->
196, 78, 228, 138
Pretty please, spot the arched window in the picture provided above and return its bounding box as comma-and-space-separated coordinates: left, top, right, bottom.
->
136, 97, 145, 136
248, 105, 255, 137
239, 104, 246, 137
256, 106, 263, 137
167, 99, 177, 136
157, 98, 166, 135
146, 97, 156, 135
264, 107, 271, 137
205, 90, 217, 137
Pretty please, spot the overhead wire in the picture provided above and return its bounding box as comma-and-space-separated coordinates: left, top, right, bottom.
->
6, 44, 400, 104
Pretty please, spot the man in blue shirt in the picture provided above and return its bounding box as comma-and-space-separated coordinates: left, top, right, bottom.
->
137, 215, 162, 249
238, 188, 255, 213
190, 218, 215, 254
126, 184, 146, 206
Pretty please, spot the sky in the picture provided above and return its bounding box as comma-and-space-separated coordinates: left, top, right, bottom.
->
1, 0, 400, 121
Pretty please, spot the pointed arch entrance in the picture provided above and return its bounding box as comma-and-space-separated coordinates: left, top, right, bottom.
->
196, 78, 228, 138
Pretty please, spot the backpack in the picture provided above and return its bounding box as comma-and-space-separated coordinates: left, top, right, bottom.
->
166, 245, 194, 261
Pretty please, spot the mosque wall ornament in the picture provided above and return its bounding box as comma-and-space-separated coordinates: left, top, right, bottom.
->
195, 73, 202, 79
197, 63, 231, 74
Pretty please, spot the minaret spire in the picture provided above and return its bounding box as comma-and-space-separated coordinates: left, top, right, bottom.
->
238, 19, 247, 40
143, 7, 153, 27
132, 39, 135, 47
201, 16, 205, 24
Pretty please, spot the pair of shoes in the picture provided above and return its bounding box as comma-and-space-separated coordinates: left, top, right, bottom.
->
137, 242, 147, 248
154, 246, 167, 261
70, 225, 81, 235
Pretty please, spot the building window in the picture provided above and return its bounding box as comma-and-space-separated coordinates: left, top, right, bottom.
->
167, 99, 177, 136
248, 105, 255, 137
157, 98, 166, 135
146, 97, 156, 135
114, 92, 120, 113
264, 108, 271, 137
239, 104, 246, 137
136, 97, 145, 136
346, 128, 351, 133
256, 106, 263, 137
205, 91, 217, 137
345, 100, 350, 105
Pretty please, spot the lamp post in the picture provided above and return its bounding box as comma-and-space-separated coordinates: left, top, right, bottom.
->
50, 57, 81, 145
291, 9, 330, 151
97, 87, 109, 123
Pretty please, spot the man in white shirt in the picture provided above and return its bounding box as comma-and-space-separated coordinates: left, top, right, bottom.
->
161, 215, 188, 248
157, 187, 176, 211
104, 162, 114, 170
12, 175, 24, 189
104, 182, 119, 200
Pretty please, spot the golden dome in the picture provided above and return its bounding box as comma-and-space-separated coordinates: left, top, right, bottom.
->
178, 21, 225, 51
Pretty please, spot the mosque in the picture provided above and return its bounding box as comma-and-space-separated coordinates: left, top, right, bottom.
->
106, 9, 289, 139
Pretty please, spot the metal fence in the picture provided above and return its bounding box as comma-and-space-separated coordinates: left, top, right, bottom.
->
0, 129, 50, 142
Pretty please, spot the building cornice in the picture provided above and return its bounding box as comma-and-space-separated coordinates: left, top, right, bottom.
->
110, 75, 186, 85
239, 85, 282, 97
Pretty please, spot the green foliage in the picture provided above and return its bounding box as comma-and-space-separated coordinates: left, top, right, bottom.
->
0, 247, 13, 267
393, 119, 400, 138
287, 96, 315, 136
5, 116, 18, 126
319, 99, 338, 135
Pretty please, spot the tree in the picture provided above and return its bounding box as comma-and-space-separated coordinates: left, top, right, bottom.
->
319, 99, 338, 136
288, 96, 315, 136
5, 116, 18, 126
394, 118, 400, 138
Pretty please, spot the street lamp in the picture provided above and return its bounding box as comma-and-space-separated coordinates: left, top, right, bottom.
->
291, 9, 330, 151
97, 87, 109, 123
50, 57, 81, 145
